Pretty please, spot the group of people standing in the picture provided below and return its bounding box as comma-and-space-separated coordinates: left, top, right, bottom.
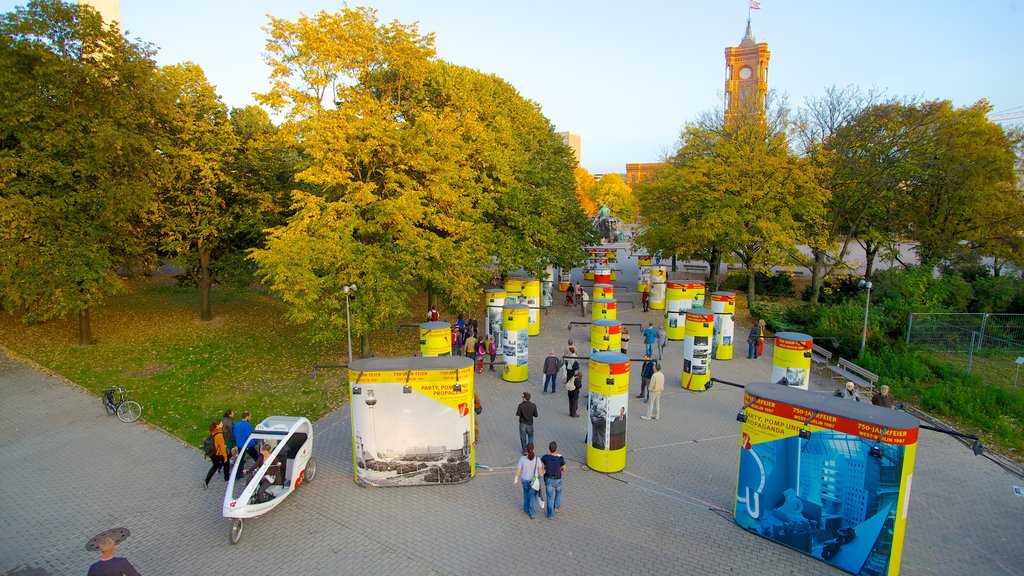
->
203, 409, 257, 489
446, 313, 497, 371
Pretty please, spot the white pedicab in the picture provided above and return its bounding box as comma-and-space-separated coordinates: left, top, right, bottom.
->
222, 416, 317, 544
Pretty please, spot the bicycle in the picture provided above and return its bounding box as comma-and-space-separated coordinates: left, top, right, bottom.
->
102, 385, 142, 423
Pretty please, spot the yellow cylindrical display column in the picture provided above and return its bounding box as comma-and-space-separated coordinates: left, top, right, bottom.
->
558, 270, 571, 292
649, 266, 668, 310
637, 254, 651, 293
665, 282, 687, 341
484, 288, 506, 347
590, 319, 622, 353
684, 282, 706, 309
419, 321, 451, 357
594, 283, 614, 300
771, 332, 813, 390
523, 278, 541, 336
710, 292, 736, 360
682, 309, 714, 391
594, 269, 611, 285
586, 351, 630, 473
503, 278, 524, 304
501, 303, 529, 382
348, 357, 476, 487
591, 298, 617, 321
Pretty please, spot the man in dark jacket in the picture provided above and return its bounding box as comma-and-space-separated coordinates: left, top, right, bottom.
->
542, 350, 561, 394
515, 392, 538, 455
638, 354, 655, 401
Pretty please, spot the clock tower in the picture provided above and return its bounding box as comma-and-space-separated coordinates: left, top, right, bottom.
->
724, 19, 770, 124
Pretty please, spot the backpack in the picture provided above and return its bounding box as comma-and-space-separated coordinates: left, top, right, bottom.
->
203, 434, 216, 459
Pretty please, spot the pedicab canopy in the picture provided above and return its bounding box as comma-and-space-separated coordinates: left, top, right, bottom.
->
348, 357, 475, 487
735, 382, 920, 576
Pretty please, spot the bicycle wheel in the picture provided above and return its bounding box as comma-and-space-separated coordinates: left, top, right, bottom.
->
229, 519, 243, 545
303, 457, 317, 483
117, 400, 142, 423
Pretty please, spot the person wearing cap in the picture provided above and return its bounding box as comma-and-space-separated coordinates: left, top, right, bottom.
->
88, 536, 141, 576
872, 385, 895, 408
515, 392, 538, 455
838, 381, 860, 401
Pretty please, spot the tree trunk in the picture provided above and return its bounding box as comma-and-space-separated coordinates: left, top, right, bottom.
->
360, 333, 371, 359
671, 254, 677, 272
199, 244, 213, 321
809, 249, 827, 304
992, 257, 1002, 277
428, 291, 438, 311
863, 240, 878, 278
706, 247, 722, 290
78, 308, 93, 345
746, 264, 757, 309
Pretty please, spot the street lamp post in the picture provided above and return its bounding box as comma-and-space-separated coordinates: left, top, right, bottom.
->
343, 284, 357, 363
858, 279, 873, 357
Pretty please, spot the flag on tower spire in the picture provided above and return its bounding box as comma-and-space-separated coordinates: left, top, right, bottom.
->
750, 1, 762, 9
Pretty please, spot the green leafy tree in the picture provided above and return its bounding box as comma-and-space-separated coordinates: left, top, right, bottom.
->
0, 0, 163, 344
590, 173, 638, 222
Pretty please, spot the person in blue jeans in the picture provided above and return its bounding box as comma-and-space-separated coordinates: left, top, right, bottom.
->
515, 392, 538, 454
540, 442, 567, 519
542, 350, 561, 393
747, 319, 764, 359
643, 323, 658, 356
513, 443, 542, 519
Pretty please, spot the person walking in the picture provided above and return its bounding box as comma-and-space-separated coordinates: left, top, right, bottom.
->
464, 331, 478, 363
540, 442, 567, 519
453, 327, 463, 357
88, 536, 141, 576
567, 370, 582, 417
638, 354, 654, 401
515, 392, 538, 454
204, 419, 230, 488
233, 411, 257, 479
542, 350, 560, 394
476, 339, 487, 373
641, 288, 650, 312
513, 443, 543, 519
222, 409, 235, 453
643, 322, 657, 356
641, 363, 665, 420
656, 325, 667, 361
747, 319, 765, 359
621, 327, 631, 356
488, 337, 497, 371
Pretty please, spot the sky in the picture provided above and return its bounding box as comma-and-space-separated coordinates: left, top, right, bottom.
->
4, 1, 1023, 174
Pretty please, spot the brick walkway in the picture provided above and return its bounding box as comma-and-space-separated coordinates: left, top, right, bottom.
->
2, 246, 1022, 575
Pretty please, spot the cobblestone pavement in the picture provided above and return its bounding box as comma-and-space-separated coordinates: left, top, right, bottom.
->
2, 245, 1022, 575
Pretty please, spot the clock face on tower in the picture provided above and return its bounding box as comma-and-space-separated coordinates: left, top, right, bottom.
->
739, 66, 752, 80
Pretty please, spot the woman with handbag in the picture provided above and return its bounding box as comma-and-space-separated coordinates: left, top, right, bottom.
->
513, 443, 543, 519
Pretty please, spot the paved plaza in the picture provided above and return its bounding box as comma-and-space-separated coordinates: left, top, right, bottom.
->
2, 246, 1023, 575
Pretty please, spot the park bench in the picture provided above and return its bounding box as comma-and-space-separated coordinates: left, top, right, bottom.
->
682, 263, 708, 273
827, 357, 879, 391
810, 344, 833, 365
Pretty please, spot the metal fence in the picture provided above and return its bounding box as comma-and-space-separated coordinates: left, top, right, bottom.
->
906, 313, 1024, 387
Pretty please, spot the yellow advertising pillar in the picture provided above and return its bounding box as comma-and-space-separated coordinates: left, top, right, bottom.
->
649, 266, 668, 310
590, 319, 622, 353
771, 332, 813, 390
594, 283, 614, 300
734, 382, 919, 575
637, 254, 651, 293
684, 282, 706, 309
522, 278, 541, 336
682, 308, 714, 391
419, 321, 451, 357
586, 351, 630, 473
348, 357, 476, 487
594, 269, 611, 285
503, 278, 524, 304
541, 265, 554, 308
484, 288, 507, 348
710, 292, 736, 360
502, 303, 529, 382
665, 282, 687, 341
558, 270, 571, 292
591, 298, 617, 321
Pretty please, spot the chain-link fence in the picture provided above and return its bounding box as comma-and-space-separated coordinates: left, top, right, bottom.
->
906, 313, 1024, 388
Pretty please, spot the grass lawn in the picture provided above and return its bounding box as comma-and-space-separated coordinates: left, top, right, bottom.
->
0, 275, 426, 448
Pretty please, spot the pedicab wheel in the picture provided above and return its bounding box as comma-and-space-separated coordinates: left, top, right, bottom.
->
303, 457, 317, 483
229, 519, 243, 545
117, 400, 142, 423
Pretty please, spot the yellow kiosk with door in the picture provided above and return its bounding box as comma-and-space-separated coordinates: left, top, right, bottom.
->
501, 303, 529, 382
772, 332, 813, 390
682, 308, 714, 391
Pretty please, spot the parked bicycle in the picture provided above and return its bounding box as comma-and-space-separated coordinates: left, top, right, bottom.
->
102, 385, 142, 423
